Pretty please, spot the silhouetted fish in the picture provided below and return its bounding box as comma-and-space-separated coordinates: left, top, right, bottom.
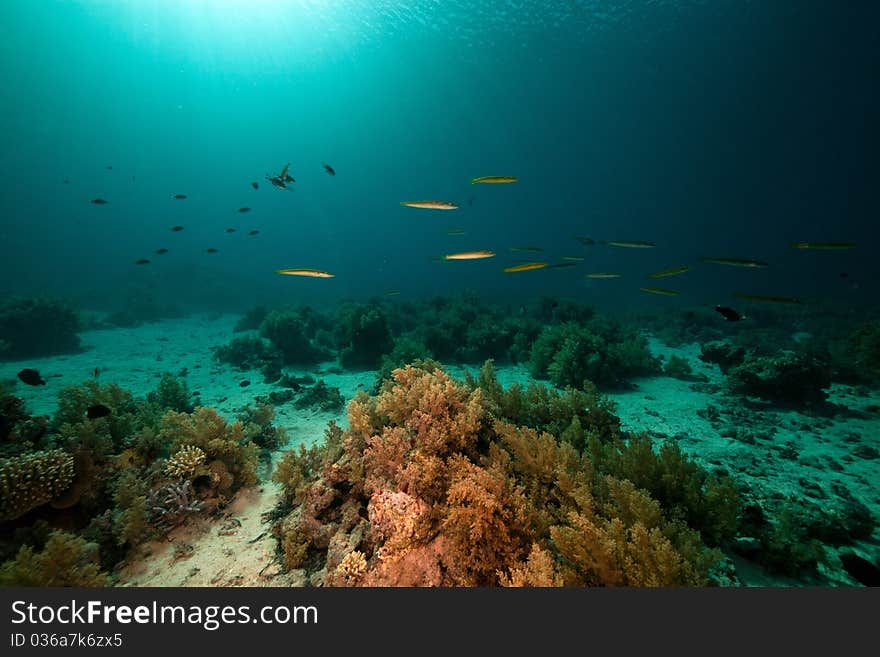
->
171, 225, 185, 232
715, 305, 744, 322
324, 163, 336, 176
135, 259, 151, 265
106, 165, 113, 170
226, 228, 236, 233
237, 207, 251, 213
206, 248, 219, 253
172, 194, 187, 200
251, 181, 259, 190
240, 380, 251, 387
248, 229, 260, 236
91, 198, 108, 205
17, 369, 45, 386
86, 404, 111, 419
155, 248, 168, 255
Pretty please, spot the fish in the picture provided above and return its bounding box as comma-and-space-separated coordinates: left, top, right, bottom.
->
236, 207, 251, 213
639, 287, 679, 296
206, 248, 219, 253
171, 225, 185, 232
86, 404, 111, 419
135, 259, 151, 265
172, 194, 187, 200
443, 250, 496, 260
324, 163, 336, 176
791, 242, 856, 250
279, 163, 295, 184
508, 246, 543, 252
155, 248, 168, 255
386, 291, 401, 296
226, 228, 236, 233
239, 380, 251, 388
248, 230, 260, 236
602, 240, 656, 248
251, 181, 259, 190
275, 268, 335, 278
732, 293, 803, 305
545, 263, 578, 269
715, 305, 744, 321
400, 200, 459, 210
700, 257, 768, 268
471, 176, 518, 184
63, 179, 70, 184
561, 256, 585, 261
93, 367, 100, 379
649, 265, 691, 279
106, 165, 113, 170
446, 229, 466, 236
585, 272, 622, 279
267, 176, 287, 189
503, 262, 548, 273
17, 369, 45, 386
90, 198, 108, 205
573, 236, 595, 246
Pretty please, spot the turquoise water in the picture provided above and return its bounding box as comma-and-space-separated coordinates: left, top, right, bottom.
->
1, 1, 876, 310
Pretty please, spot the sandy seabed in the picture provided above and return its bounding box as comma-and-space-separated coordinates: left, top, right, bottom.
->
2, 315, 878, 586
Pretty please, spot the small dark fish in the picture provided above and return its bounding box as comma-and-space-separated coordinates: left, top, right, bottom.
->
155, 248, 168, 255
63, 178, 70, 184
251, 181, 259, 190
323, 163, 336, 176
172, 194, 187, 200
93, 367, 100, 379
840, 272, 849, 279
267, 175, 286, 190
573, 236, 595, 246
135, 259, 151, 265
17, 369, 46, 386
715, 305, 744, 322
225, 228, 236, 233
248, 229, 260, 236
171, 225, 185, 232
206, 248, 219, 253
86, 404, 111, 419
545, 262, 578, 269
239, 380, 251, 387
106, 165, 113, 170
279, 163, 295, 183
237, 207, 251, 213
91, 198, 108, 205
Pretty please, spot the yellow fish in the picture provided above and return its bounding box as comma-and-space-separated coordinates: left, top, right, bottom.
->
444, 250, 496, 260
640, 286, 679, 296
400, 200, 458, 210
471, 176, 518, 184
503, 262, 548, 273
275, 268, 335, 278
648, 265, 690, 279
700, 257, 768, 268
585, 272, 621, 279
561, 256, 586, 261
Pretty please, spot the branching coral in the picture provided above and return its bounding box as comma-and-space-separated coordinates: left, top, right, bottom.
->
164, 445, 206, 479
0, 449, 75, 521
0, 530, 108, 586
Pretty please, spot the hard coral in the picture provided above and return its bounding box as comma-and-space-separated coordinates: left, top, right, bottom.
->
164, 445, 206, 479
0, 297, 82, 360
0, 530, 107, 586
728, 351, 832, 405
0, 449, 75, 522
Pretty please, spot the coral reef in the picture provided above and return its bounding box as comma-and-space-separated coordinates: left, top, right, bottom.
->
294, 381, 345, 413
239, 404, 288, 450
234, 305, 269, 333
164, 445, 206, 479
146, 373, 193, 414
0, 388, 49, 456
260, 309, 334, 365
212, 334, 281, 372
0, 530, 108, 586
698, 341, 747, 374
727, 351, 832, 405
335, 303, 394, 369
271, 363, 724, 587
0, 297, 82, 359
0, 449, 75, 521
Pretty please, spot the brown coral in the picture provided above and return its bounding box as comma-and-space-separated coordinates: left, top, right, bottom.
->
0, 449, 75, 521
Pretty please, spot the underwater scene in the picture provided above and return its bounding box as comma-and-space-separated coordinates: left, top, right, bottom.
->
0, 1, 878, 588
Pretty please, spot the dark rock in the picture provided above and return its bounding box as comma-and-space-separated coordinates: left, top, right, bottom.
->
852, 445, 879, 460
699, 341, 747, 374
839, 551, 880, 587
731, 536, 762, 558
798, 478, 826, 499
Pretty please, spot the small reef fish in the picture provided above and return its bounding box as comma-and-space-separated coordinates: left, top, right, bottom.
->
386, 290, 401, 296
715, 305, 745, 321
251, 181, 259, 190
17, 369, 45, 386
106, 165, 113, 170
602, 240, 656, 248
585, 272, 621, 279
324, 163, 336, 176
155, 248, 168, 255
226, 228, 236, 233
239, 380, 251, 388
90, 198, 108, 205
275, 268, 335, 278
732, 293, 803, 305
280, 163, 295, 184
205, 248, 219, 253
172, 194, 187, 200
444, 250, 496, 260
639, 286, 679, 296
471, 176, 518, 184
248, 230, 260, 236
508, 246, 543, 252
700, 257, 768, 268
503, 262, 548, 273
446, 229, 466, 235
561, 256, 585, 261
573, 236, 595, 246
400, 200, 459, 210
86, 404, 111, 419
236, 207, 251, 213
791, 242, 856, 250
649, 265, 690, 279
135, 259, 151, 265
171, 226, 185, 232
93, 367, 100, 379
